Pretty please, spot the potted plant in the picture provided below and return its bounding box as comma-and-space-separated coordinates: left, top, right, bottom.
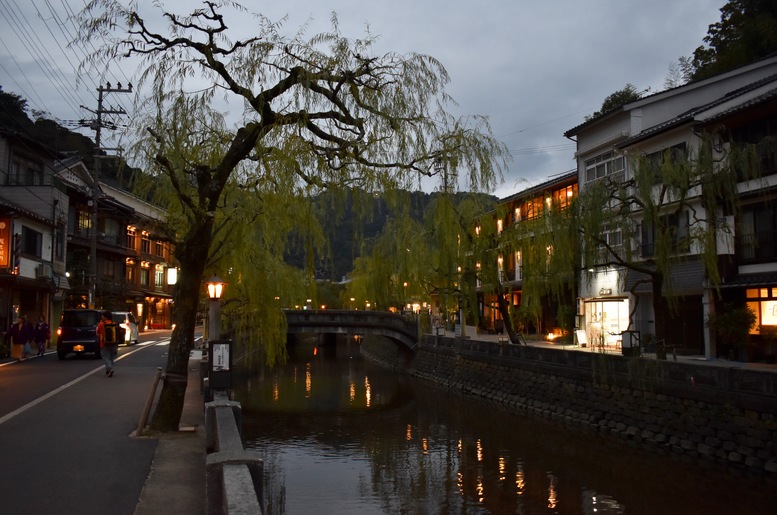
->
706, 304, 757, 361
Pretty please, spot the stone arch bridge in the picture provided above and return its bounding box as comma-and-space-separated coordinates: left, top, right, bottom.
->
284, 310, 418, 351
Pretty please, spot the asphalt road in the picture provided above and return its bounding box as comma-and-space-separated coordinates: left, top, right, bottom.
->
0, 331, 173, 515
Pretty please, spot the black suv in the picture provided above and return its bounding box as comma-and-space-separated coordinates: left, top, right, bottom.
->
56, 309, 102, 360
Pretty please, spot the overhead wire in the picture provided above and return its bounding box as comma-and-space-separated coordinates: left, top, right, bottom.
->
0, 0, 84, 116
508, 143, 576, 156
56, 0, 134, 115
0, 0, 135, 151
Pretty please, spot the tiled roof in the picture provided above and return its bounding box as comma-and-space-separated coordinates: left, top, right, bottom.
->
718, 272, 777, 288
498, 169, 577, 203
617, 74, 777, 148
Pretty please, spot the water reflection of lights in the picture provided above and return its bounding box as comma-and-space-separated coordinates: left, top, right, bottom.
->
349, 381, 356, 402
547, 472, 558, 510
457, 471, 464, 496
406, 424, 413, 441
305, 363, 312, 398
477, 476, 485, 503
499, 456, 506, 481
422, 437, 429, 455
476, 439, 483, 462
272, 380, 279, 402
515, 463, 525, 496
457, 439, 462, 455
364, 376, 371, 407
584, 491, 625, 514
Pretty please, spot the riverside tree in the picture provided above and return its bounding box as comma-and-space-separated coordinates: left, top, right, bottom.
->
77, 1, 508, 431
573, 140, 759, 359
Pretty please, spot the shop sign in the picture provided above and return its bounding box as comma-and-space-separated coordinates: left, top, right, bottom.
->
0, 218, 10, 268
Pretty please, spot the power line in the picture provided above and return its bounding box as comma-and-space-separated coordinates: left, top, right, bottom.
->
0, 0, 84, 115
508, 143, 575, 156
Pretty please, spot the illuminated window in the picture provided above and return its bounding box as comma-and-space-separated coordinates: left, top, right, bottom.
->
746, 288, 777, 332
126, 226, 137, 249
514, 251, 522, 281
77, 208, 91, 235
553, 184, 578, 210
522, 197, 544, 220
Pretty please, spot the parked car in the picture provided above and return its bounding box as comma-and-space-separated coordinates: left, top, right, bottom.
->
56, 309, 102, 360
112, 311, 139, 345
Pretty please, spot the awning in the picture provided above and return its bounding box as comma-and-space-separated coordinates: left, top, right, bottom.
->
142, 290, 174, 299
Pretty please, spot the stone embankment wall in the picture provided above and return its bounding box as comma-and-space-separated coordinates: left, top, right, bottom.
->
362, 335, 777, 478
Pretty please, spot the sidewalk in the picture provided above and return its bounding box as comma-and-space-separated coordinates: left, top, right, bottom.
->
456, 329, 777, 372
133, 351, 206, 515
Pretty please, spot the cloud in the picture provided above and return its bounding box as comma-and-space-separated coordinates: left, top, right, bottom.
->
0, 0, 724, 198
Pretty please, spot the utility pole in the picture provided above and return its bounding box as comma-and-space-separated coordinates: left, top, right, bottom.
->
81, 82, 132, 308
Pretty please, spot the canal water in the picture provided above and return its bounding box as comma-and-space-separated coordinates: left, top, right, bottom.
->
233, 337, 777, 514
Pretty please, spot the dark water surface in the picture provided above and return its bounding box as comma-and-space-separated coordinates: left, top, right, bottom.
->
234, 338, 777, 514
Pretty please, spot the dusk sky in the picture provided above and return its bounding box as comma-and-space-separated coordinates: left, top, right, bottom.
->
0, 0, 726, 197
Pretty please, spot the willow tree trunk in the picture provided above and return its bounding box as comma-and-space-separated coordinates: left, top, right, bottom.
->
494, 284, 523, 345
149, 218, 214, 431
652, 273, 669, 361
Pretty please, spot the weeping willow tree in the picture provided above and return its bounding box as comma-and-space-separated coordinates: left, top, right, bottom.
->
455, 190, 580, 345
345, 191, 498, 331
76, 1, 508, 430
574, 135, 765, 359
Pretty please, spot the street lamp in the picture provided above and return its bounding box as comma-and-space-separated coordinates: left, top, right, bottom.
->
205, 275, 226, 341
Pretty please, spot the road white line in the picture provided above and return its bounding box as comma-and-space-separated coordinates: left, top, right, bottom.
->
0, 366, 104, 426
0, 339, 170, 426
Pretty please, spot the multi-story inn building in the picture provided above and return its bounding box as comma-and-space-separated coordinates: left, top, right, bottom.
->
0, 128, 70, 333
1, 126, 175, 342
564, 55, 777, 358
477, 171, 578, 336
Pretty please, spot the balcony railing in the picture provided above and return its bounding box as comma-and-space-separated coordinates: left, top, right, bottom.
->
738, 231, 777, 263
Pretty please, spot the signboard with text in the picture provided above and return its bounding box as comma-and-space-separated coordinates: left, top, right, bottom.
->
0, 218, 10, 268
208, 339, 232, 389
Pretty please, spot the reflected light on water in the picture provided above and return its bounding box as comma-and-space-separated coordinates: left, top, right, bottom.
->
305, 363, 311, 398
547, 472, 558, 510
236, 339, 777, 514
364, 376, 371, 407
516, 463, 525, 496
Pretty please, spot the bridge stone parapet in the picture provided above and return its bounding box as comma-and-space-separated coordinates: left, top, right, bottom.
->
284, 309, 419, 351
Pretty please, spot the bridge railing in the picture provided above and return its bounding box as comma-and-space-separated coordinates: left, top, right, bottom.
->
284, 309, 419, 348
205, 391, 263, 514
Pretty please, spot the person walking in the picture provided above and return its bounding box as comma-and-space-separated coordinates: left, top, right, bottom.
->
96, 310, 119, 377
5, 315, 34, 362
34, 315, 51, 357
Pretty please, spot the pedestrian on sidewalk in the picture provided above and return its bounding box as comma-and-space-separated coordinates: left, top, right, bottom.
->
5, 315, 34, 361
96, 310, 119, 377
34, 315, 50, 357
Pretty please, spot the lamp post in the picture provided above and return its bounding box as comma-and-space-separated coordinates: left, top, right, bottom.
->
205, 275, 226, 341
